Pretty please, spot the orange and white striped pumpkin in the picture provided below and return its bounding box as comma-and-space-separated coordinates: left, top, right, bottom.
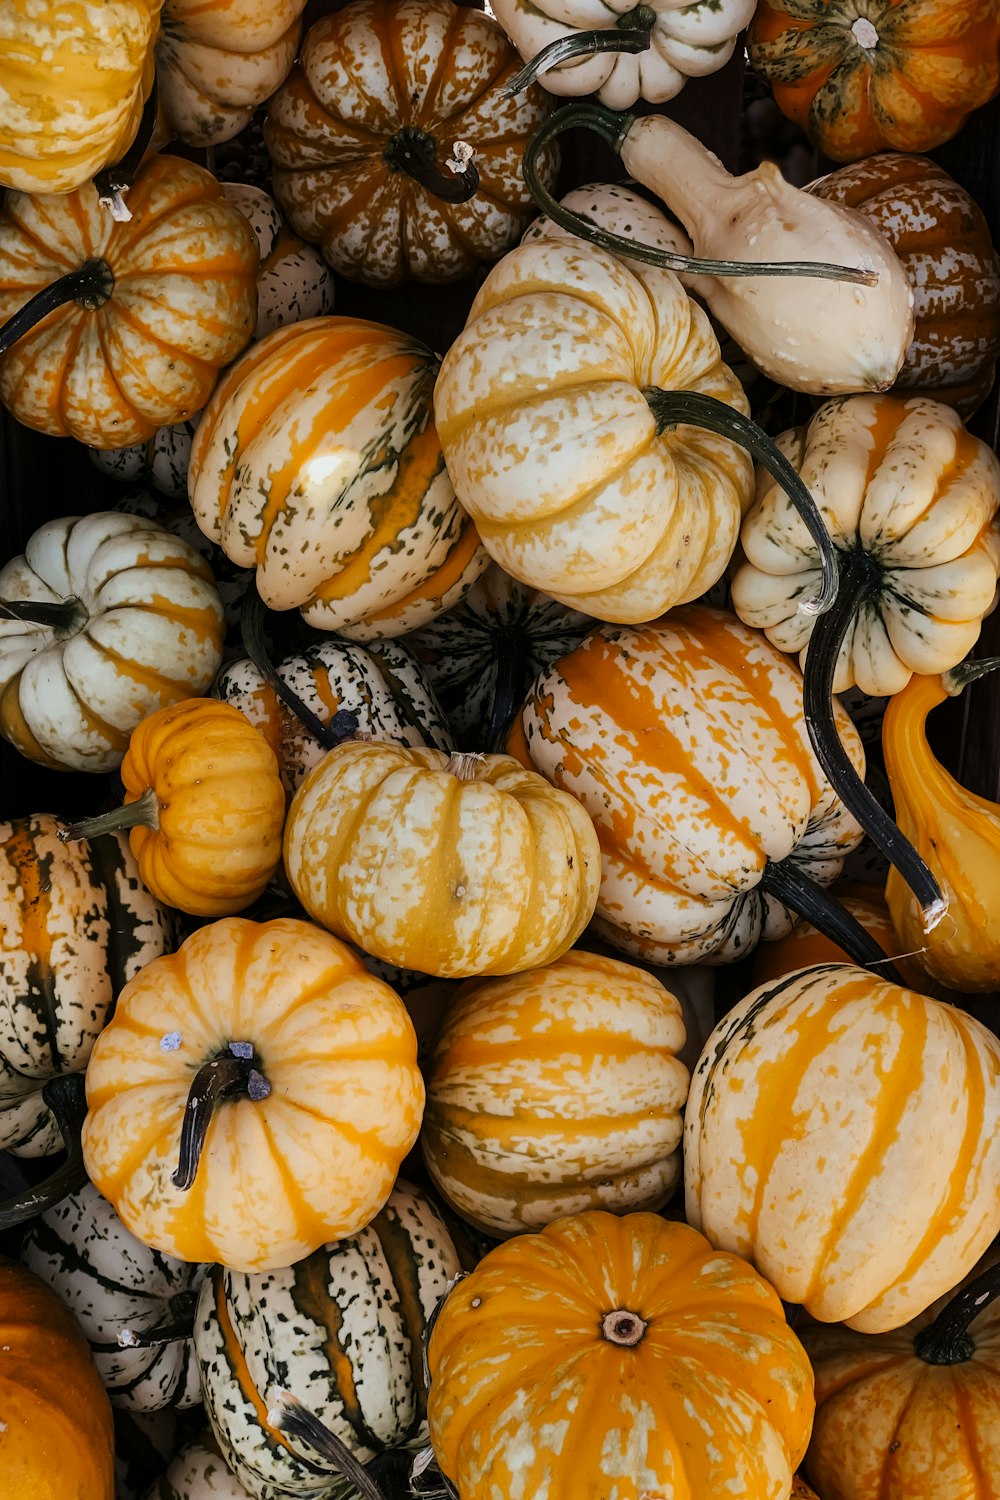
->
283, 742, 601, 979
685, 964, 1000, 1333
188, 317, 489, 634
512, 606, 865, 965
421, 951, 690, 1236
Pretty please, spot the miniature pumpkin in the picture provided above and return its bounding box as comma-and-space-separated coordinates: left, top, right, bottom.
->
284, 742, 601, 978
0, 813, 174, 1157
196, 1180, 469, 1498
0, 1, 161, 195
0, 511, 225, 772
808, 153, 1000, 418
748, 0, 1000, 162
62, 698, 286, 917
188, 317, 489, 634
0, 1258, 116, 1498
801, 1250, 1000, 1500
264, 0, 559, 288
685, 963, 1000, 1333
21, 1180, 207, 1412
427, 1210, 815, 1500
157, 0, 307, 147
0, 153, 258, 448
143, 1431, 252, 1498
512, 605, 865, 965
421, 950, 690, 1236
82, 916, 425, 1272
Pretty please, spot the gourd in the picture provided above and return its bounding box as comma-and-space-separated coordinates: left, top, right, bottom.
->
427, 1210, 815, 1500
21, 1181, 207, 1412
263, 0, 559, 288
0, 1258, 115, 1499
91, 183, 335, 496
143, 1431, 253, 1498
0, 1, 161, 196
188, 317, 489, 635
0, 511, 225, 772
801, 1251, 1000, 1500
493, 0, 756, 109
808, 153, 1000, 418
0, 812, 174, 1159
518, 105, 915, 396
883, 659, 1000, 993
511, 605, 873, 968
405, 563, 591, 750
82, 916, 425, 1273
749, 0, 1000, 162
60, 698, 286, 918
421, 950, 690, 1236
685, 963, 1000, 1333
157, 0, 307, 147
195, 1180, 469, 1500
0, 153, 259, 447
283, 742, 602, 979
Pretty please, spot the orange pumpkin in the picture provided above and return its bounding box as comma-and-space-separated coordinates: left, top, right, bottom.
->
749, 0, 1000, 163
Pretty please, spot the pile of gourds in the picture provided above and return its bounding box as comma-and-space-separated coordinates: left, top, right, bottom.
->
1, 1, 1000, 1498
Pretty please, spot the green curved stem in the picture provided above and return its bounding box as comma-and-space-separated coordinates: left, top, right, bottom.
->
802, 551, 946, 929
644, 388, 839, 615
914, 1261, 1000, 1365
383, 126, 479, 204
240, 589, 358, 753
521, 104, 878, 285
93, 76, 160, 221
0, 257, 114, 356
503, 24, 654, 98
91, 1310, 199, 1353
943, 656, 1000, 695
267, 1391, 390, 1500
759, 859, 904, 985
0, 1075, 89, 1228
172, 1048, 271, 1191
58, 787, 159, 844
0, 595, 89, 632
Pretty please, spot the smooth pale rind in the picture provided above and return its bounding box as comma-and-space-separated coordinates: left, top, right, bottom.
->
284, 743, 602, 978
82, 917, 425, 1273
685, 964, 1000, 1332
427, 1210, 814, 1500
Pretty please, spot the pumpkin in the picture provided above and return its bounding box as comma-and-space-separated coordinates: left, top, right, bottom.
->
512, 605, 866, 966
808, 153, 1000, 418
188, 317, 489, 635
685, 963, 1000, 1333
405, 563, 591, 750
82, 916, 425, 1273
143, 1431, 252, 1498
0, 1257, 115, 1498
427, 1210, 815, 1500
0, 812, 174, 1158
283, 742, 602, 978
62, 698, 286, 917
0, 511, 225, 772
421, 950, 690, 1237
749, 890, 914, 989
91, 183, 335, 495
217, 636, 454, 795
21, 1180, 207, 1412
492, 0, 756, 108
883, 660, 1000, 993
0, 1, 161, 195
157, 0, 307, 148
263, 0, 559, 289
800, 1250, 1000, 1500
196, 1180, 469, 1500
0, 153, 259, 448
748, 0, 1000, 162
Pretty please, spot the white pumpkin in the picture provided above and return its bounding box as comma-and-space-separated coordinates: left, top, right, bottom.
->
142, 1432, 253, 1498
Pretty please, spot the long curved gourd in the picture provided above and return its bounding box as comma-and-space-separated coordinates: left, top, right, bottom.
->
427, 1211, 815, 1500
883, 659, 1000, 994
731, 392, 1000, 928
685, 964, 1000, 1333
749, 0, 1000, 162
801, 1252, 1000, 1499
0, 153, 259, 447
519, 104, 914, 395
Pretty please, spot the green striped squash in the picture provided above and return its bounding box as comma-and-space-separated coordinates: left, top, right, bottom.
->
0, 814, 175, 1156
194, 1181, 472, 1499
21, 1181, 207, 1412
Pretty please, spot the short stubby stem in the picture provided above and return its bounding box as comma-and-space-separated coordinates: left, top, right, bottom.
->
59, 787, 160, 844
601, 1308, 647, 1346
93, 77, 159, 221
383, 126, 479, 204
172, 1045, 271, 1191
914, 1261, 1000, 1365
